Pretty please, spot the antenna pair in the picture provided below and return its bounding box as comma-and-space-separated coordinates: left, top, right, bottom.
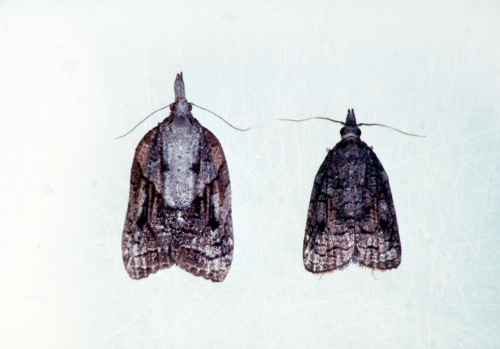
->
115, 103, 250, 139
278, 109, 424, 137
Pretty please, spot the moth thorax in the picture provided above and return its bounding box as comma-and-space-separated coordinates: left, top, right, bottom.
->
162, 122, 201, 209
171, 113, 192, 128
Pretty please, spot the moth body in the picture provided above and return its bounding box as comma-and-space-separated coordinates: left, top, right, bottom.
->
303, 109, 401, 273
122, 73, 233, 282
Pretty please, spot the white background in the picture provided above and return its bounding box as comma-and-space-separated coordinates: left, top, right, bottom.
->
1, 1, 499, 348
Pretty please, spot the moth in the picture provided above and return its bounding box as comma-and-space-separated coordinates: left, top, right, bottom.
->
121, 73, 233, 282
299, 109, 405, 273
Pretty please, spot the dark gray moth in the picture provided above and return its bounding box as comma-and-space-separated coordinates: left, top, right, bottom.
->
122, 73, 233, 282
303, 109, 401, 273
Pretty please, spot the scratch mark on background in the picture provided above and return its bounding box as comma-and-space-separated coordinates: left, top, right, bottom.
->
388, 128, 499, 169
85, 287, 166, 348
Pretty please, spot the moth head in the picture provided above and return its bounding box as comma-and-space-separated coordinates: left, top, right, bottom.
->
171, 72, 191, 115
340, 109, 361, 139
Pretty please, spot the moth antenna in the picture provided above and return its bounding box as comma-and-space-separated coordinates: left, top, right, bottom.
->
277, 117, 345, 125
357, 123, 426, 137
114, 105, 170, 139
191, 103, 251, 132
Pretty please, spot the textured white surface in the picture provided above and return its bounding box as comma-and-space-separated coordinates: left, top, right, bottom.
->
1, 1, 499, 348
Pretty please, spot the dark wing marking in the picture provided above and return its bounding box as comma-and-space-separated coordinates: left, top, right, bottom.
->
353, 147, 401, 270
303, 141, 401, 273
122, 126, 174, 280
171, 128, 233, 282
303, 147, 355, 273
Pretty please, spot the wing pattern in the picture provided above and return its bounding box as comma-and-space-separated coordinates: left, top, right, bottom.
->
122, 117, 233, 282
303, 139, 401, 273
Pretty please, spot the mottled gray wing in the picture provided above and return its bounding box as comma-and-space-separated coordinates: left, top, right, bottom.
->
171, 127, 233, 282
303, 141, 401, 273
303, 148, 354, 273
122, 126, 173, 280
122, 125, 233, 282
355, 147, 401, 270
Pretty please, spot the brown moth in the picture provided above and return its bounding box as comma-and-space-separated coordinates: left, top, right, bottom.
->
303, 110, 401, 273
122, 73, 233, 282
